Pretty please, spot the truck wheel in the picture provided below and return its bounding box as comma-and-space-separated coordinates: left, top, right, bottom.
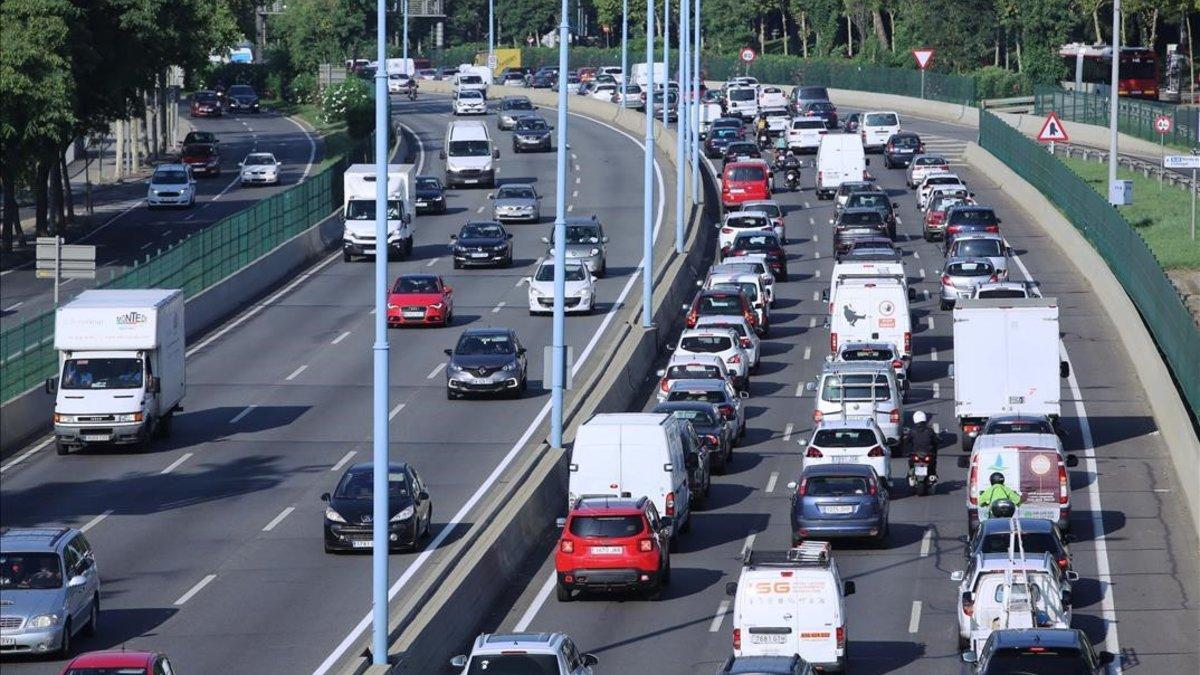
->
405, 238, 414, 255
342, 250, 352, 263
157, 412, 173, 438
56, 439, 70, 456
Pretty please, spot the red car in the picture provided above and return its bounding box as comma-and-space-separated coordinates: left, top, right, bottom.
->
60, 651, 174, 675
181, 143, 220, 176
720, 161, 771, 212
189, 90, 222, 117
555, 496, 670, 601
684, 289, 758, 332
387, 274, 454, 327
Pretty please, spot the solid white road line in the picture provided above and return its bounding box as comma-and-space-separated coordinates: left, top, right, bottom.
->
4, 301, 23, 311
388, 403, 406, 420
765, 471, 779, 493
278, 113, 318, 182
426, 363, 446, 379
174, 574, 217, 606
741, 533, 757, 558
908, 601, 923, 633
263, 506, 296, 532
783, 423, 794, 442
920, 528, 933, 557
160, 453, 194, 475
0, 438, 54, 474
229, 405, 256, 424
80, 510, 113, 533
708, 600, 731, 632
514, 572, 557, 632
285, 365, 308, 381
140, 242, 153, 250
330, 451, 356, 472
331, 331, 352, 345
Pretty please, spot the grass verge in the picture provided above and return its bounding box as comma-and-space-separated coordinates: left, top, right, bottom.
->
1059, 154, 1200, 270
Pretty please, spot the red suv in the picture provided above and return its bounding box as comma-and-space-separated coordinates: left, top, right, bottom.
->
189, 90, 222, 117
720, 161, 771, 212
60, 651, 174, 675
555, 496, 670, 601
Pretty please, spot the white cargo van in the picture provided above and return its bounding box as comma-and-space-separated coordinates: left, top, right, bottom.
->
47, 289, 186, 454
342, 164, 415, 261
727, 542, 855, 671
962, 440, 1079, 534
568, 413, 693, 547
828, 276, 913, 360
442, 120, 499, 188
823, 260, 910, 312
454, 66, 492, 96
859, 110, 901, 150
815, 134, 868, 199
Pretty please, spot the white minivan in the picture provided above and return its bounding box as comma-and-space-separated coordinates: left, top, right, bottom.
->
727, 542, 855, 671
859, 110, 901, 151
828, 276, 913, 361
568, 413, 693, 548
441, 120, 499, 188
815, 134, 868, 200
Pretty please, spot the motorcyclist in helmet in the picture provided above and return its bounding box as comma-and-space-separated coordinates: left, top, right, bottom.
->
902, 410, 940, 483
978, 472, 1022, 511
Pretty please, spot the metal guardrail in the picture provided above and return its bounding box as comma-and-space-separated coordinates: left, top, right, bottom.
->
981, 96, 1035, 114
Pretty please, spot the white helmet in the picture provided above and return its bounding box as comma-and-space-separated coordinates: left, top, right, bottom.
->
913, 411, 928, 424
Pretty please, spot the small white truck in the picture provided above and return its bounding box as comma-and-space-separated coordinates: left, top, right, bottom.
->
47, 289, 186, 454
342, 164, 415, 262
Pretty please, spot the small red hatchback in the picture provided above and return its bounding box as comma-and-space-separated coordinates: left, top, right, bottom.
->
387, 274, 454, 327
555, 496, 670, 601
720, 160, 771, 211
60, 651, 173, 675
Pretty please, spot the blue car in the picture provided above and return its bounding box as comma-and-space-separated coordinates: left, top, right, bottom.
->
789, 464, 889, 546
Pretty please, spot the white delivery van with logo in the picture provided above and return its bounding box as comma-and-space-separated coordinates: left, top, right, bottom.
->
828, 276, 912, 360
962, 438, 1079, 534
727, 542, 855, 671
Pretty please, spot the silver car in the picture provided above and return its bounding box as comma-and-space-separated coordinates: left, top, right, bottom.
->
543, 216, 608, 277
496, 96, 537, 130
0, 528, 101, 656
938, 257, 997, 310
490, 183, 542, 223
946, 233, 1011, 280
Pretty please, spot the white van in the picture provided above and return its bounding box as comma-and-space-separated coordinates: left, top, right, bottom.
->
815, 134, 868, 199
724, 86, 759, 120
824, 260, 909, 311
454, 66, 492, 96
829, 276, 912, 360
441, 120, 499, 188
859, 110, 901, 150
727, 542, 855, 671
962, 437, 1079, 534
568, 413, 693, 547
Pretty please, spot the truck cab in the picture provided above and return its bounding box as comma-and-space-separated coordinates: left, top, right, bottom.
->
342, 164, 416, 262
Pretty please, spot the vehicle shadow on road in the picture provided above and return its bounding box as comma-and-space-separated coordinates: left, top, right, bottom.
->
846, 641, 928, 674
1069, 509, 1127, 545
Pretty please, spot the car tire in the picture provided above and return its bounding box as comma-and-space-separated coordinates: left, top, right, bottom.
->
56, 439, 69, 456
324, 544, 336, 554
923, 232, 933, 242
343, 250, 353, 263
446, 388, 458, 400
668, 535, 679, 553
157, 412, 173, 438
939, 299, 952, 311
58, 618, 71, 656
556, 582, 572, 602
83, 595, 99, 637
452, 259, 461, 270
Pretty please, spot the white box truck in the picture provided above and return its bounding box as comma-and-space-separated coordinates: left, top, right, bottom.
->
631, 62, 667, 87
46, 289, 186, 454
342, 164, 415, 262
952, 298, 1070, 451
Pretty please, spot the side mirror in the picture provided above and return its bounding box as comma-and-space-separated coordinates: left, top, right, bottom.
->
950, 570, 965, 582
1065, 454, 1079, 468
786, 480, 798, 490
540, 236, 550, 244
602, 235, 610, 243
1063, 533, 1077, 543
450, 656, 468, 668
865, 158, 870, 166
681, 303, 690, 311
1060, 361, 1071, 379
439, 150, 447, 159
68, 575, 87, 588
148, 376, 161, 394
506, 233, 514, 239
892, 201, 899, 208
238, 161, 244, 168
908, 287, 917, 301
493, 149, 501, 159
655, 369, 666, 377
555, 517, 566, 528
521, 277, 531, 285
842, 580, 856, 596
418, 490, 430, 500
804, 381, 816, 392
517, 347, 527, 355
821, 289, 829, 301
45, 377, 58, 395
444, 348, 454, 356
957, 455, 970, 469
1065, 570, 1080, 582
961, 652, 978, 664
725, 581, 738, 596
739, 391, 749, 399
537, 194, 544, 200
796, 438, 808, 447
449, 234, 458, 241
321, 492, 331, 502
487, 194, 495, 200
824, 354, 833, 363
662, 463, 674, 472
1062, 590, 1073, 606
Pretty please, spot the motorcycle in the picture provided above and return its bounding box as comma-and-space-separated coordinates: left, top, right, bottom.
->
757, 131, 770, 149
785, 168, 799, 191
907, 451, 936, 496
406, 86, 418, 102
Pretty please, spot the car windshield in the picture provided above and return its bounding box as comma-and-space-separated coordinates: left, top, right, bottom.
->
153, 169, 188, 184
981, 649, 1089, 674
668, 389, 724, 403
569, 515, 645, 538
62, 358, 143, 390
65, 669, 149, 675
194, 92, 218, 102
805, 475, 871, 496
183, 144, 213, 156
793, 119, 826, 130
847, 194, 889, 208
950, 209, 999, 225
185, 132, 216, 144
681, 335, 733, 352
702, 321, 747, 337
864, 112, 899, 126
244, 154, 274, 165
947, 261, 994, 276
797, 87, 828, 99
534, 264, 586, 282
726, 144, 759, 156
466, 654, 561, 675
915, 156, 948, 166
742, 204, 780, 219
807, 101, 835, 112
0, 553, 63, 589
459, 90, 483, 100
667, 408, 718, 425
813, 428, 878, 447
986, 419, 1054, 434
448, 140, 490, 157
393, 277, 439, 293
927, 175, 962, 186
516, 118, 549, 131
334, 470, 410, 500
841, 347, 895, 362
981, 531, 1058, 555
712, 282, 758, 302
726, 215, 768, 229
729, 88, 755, 101
346, 199, 403, 220
713, 129, 740, 140
416, 178, 441, 190
498, 187, 535, 200
504, 99, 533, 110
459, 75, 483, 84
563, 225, 601, 243
955, 240, 1004, 257
978, 289, 1027, 298
667, 365, 721, 380
456, 333, 515, 355
733, 234, 778, 250
821, 373, 891, 402
698, 295, 742, 314
460, 223, 504, 238
229, 85, 254, 96
726, 166, 765, 182
840, 212, 884, 225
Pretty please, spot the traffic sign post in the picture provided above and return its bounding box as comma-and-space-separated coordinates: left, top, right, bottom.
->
35, 237, 96, 307
486, 54, 498, 73
1154, 115, 1173, 192
739, 46, 756, 75
1036, 111, 1069, 154
912, 49, 935, 99
1166, 155, 1200, 241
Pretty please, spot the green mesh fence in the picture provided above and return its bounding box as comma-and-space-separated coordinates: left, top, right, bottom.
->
1, 154, 357, 403
1034, 85, 1199, 150
979, 109, 1200, 421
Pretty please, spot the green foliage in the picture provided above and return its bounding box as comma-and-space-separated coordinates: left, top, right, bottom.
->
973, 66, 1031, 98
321, 77, 373, 139
274, 0, 374, 76
292, 73, 319, 104
0, 0, 78, 160
891, 0, 994, 73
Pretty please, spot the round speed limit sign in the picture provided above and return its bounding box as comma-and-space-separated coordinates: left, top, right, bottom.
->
739, 47, 757, 64
1154, 115, 1173, 135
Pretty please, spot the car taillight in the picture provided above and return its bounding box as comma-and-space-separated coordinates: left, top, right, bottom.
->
964, 423, 981, 434
941, 274, 953, 286
868, 481, 878, 495
868, 445, 885, 457
836, 626, 846, 650
813, 410, 824, 422
1059, 464, 1069, 504
686, 309, 698, 327
721, 227, 733, 233
727, 353, 741, 365
733, 628, 741, 650
718, 404, 735, 418
797, 479, 808, 496
744, 310, 757, 326
863, 170, 870, 180
1056, 556, 1069, 570
560, 539, 574, 553
739, 337, 753, 349
986, 225, 999, 233
817, 170, 823, 184
703, 434, 720, 447
989, 274, 999, 282
889, 409, 900, 423
903, 332, 911, 353
968, 457, 979, 505
665, 491, 676, 516
660, 378, 670, 393
830, 332, 838, 352
891, 359, 903, 369
806, 447, 823, 458
638, 539, 653, 552
963, 601, 974, 617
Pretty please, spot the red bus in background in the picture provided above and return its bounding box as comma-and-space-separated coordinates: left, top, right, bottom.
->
1059, 43, 1159, 99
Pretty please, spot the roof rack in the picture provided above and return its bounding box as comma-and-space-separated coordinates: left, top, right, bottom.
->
743, 541, 832, 567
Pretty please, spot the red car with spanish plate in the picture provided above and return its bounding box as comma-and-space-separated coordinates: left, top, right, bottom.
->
59, 651, 175, 675
387, 274, 454, 327
720, 160, 771, 213
555, 496, 670, 601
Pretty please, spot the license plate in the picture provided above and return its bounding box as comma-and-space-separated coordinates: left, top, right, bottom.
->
0, 637, 14, 646
831, 455, 862, 464
351, 540, 373, 548
469, 252, 489, 258
915, 465, 929, 477
416, 201, 428, 207
821, 505, 855, 514
750, 634, 787, 644
589, 546, 623, 555
83, 434, 110, 441
464, 179, 479, 184
403, 311, 425, 319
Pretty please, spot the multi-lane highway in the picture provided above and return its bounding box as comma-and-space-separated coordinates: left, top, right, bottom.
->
0, 107, 319, 324
488, 107, 1200, 673
0, 93, 668, 673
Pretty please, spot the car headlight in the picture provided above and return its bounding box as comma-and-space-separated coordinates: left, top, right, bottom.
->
590, 248, 600, 256
530, 288, 544, 297
324, 507, 347, 523
390, 505, 415, 522
28, 613, 61, 629
449, 363, 464, 372
115, 412, 143, 423
54, 413, 76, 423
492, 244, 507, 251
429, 302, 444, 310
502, 362, 518, 371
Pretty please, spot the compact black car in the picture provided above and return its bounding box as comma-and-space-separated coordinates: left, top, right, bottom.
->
322, 462, 433, 552
414, 175, 447, 214
449, 220, 513, 268
883, 132, 924, 169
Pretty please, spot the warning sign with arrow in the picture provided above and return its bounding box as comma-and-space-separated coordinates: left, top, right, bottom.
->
1036, 111, 1069, 143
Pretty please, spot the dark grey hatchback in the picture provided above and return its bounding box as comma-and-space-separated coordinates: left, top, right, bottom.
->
322, 462, 433, 552
444, 328, 528, 399
789, 463, 889, 546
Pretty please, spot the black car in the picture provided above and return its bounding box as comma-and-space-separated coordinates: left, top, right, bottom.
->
414, 175, 447, 214
842, 112, 862, 133
943, 205, 1001, 253
963, 518, 1076, 580
964, 628, 1115, 673
722, 141, 762, 165
444, 327, 528, 399
654, 400, 735, 473
843, 189, 898, 238
705, 128, 741, 158
450, 220, 513, 268
512, 116, 553, 153
727, 232, 787, 280
322, 462, 433, 552
226, 84, 260, 113
530, 69, 557, 88
883, 132, 923, 169
833, 208, 889, 255
801, 101, 839, 129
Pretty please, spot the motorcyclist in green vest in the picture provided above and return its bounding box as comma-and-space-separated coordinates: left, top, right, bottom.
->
978, 472, 1022, 513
